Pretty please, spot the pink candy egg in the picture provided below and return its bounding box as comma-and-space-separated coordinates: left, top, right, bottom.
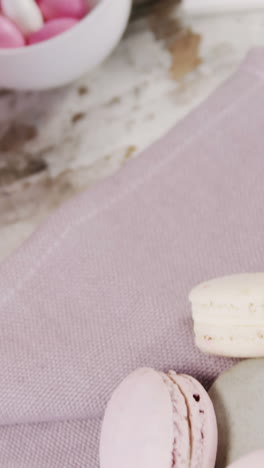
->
28, 18, 78, 45
0, 15, 25, 48
38, 0, 87, 21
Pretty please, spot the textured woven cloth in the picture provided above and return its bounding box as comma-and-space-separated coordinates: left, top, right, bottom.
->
1, 49, 264, 467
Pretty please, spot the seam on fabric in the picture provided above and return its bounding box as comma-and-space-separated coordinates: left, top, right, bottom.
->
0, 79, 263, 309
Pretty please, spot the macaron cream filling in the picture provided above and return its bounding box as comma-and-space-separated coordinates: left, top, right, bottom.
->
160, 372, 206, 468
160, 372, 190, 468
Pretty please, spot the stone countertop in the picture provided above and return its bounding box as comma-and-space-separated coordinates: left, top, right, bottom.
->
1, 6, 264, 261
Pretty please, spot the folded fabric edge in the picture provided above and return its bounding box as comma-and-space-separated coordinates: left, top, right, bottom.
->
0, 48, 263, 310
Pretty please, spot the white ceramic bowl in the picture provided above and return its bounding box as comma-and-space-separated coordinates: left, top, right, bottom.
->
0, 0, 132, 90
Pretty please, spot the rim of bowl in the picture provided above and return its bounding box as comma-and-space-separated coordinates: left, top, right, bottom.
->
0, 0, 129, 56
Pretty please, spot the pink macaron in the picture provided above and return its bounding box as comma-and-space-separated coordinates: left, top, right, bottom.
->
0, 15, 25, 48
227, 451, 264, 468
28, 18, 78, 45
100, 368, 217, 468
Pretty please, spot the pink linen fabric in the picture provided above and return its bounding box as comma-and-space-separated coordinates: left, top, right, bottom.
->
0, 49, 264, 466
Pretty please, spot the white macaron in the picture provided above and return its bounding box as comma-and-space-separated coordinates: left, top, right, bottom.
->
189, 273, 264, 357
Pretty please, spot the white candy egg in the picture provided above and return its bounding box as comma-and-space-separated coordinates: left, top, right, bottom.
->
2, 0, 43, 35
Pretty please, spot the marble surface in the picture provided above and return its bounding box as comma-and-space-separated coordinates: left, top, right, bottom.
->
1, 6, 264, 261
